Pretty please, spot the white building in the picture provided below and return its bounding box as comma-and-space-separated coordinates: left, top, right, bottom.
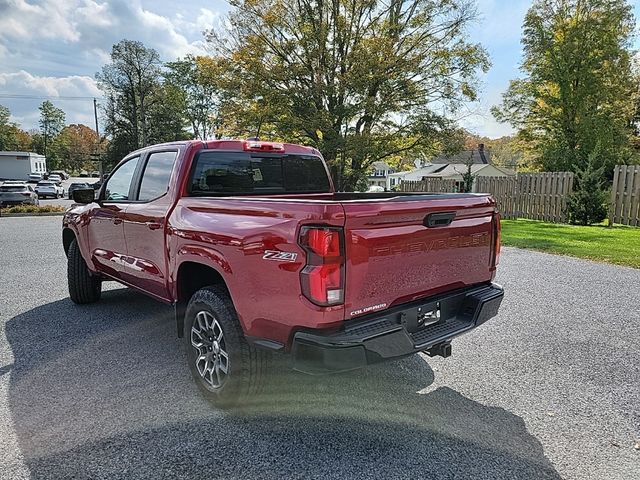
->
367, 161, 395, 188
386, 164, 443, 190
0, 152, 47, 180
386, 163, 514, 190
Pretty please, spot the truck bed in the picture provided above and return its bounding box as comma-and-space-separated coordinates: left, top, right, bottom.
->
172, 191, 498, 341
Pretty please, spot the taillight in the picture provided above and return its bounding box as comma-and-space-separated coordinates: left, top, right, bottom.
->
299, 226, 345, 306
492, 213, 501, 267
243, 140, 284, 152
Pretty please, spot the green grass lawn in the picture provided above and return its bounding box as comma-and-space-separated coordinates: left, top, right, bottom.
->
500, 219, 640, 269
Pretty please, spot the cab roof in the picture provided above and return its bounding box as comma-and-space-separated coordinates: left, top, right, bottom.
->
130, 139, 321, 157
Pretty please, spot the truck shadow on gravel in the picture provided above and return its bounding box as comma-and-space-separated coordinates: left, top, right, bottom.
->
6, 288, 561, 480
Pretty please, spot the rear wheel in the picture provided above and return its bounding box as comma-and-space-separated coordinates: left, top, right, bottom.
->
185, 286, 269, 408
67, 238, 101, 304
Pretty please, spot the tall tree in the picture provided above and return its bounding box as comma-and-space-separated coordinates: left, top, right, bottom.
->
207, 0, 490, 190
164, 56, 223, 140
96, 40, 164, 155
38, 101, 65, 158
492, 0, 638, 175
146, 83, 192, 144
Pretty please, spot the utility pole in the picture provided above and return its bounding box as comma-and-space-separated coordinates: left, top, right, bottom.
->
93, 98, 102, 177
93, 98, 99, 138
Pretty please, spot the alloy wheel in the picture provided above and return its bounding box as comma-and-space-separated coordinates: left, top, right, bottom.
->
190, 311, 229, 389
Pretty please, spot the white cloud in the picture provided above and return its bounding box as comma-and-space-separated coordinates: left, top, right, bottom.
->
196, 8, 219, 32
0, 71, 100, 97
0, 0, 80, 42
0, 0, 211, 70
0, 71, 101, 129
76, 0, 115, 28
0, 0, 226, 129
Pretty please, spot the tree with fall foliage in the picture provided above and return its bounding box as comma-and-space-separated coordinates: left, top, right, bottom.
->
0, 105, 32, 151
207, 0, 490, 190
492, 0, 638, 175
54, 124, 108, 173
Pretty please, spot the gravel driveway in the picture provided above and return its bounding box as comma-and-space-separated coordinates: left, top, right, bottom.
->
0, 216, 638, 479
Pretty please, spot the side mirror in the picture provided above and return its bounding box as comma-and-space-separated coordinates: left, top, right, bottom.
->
72, 188, 96, 204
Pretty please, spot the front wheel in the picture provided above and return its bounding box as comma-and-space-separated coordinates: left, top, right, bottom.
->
67, 239, 101, 304
184, 287, 269, 408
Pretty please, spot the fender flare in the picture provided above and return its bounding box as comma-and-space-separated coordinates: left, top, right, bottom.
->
172, 246, 233, 337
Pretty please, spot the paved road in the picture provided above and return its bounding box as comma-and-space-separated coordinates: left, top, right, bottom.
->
0, 216, 638, 479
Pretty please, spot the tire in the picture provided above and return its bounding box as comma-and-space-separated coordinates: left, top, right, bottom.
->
184, 286, 269, 408
67, 238, 101, 304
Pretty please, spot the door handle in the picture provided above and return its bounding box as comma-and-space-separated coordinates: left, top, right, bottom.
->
423, 212, 456, 228
112, 218, 123, 225
146, 222, 162, 230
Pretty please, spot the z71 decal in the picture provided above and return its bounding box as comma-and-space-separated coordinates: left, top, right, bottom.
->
262, 250, 298, 262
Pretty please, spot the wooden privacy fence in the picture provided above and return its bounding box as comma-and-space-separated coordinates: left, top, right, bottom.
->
609, 165, 640, 226
474, 176, 518, 219
400, 172, 574, 223
400, 178, 457, 193
475, 172, 574, 223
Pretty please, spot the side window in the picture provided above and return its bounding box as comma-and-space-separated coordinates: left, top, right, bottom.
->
104, 156, 140, 201
137, 151, 177, 201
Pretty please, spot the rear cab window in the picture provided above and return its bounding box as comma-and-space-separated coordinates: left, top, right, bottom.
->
138, 151, 177, 201
189, 151, 330, 195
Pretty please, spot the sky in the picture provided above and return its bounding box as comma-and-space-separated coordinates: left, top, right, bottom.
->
0, 0, 638, 139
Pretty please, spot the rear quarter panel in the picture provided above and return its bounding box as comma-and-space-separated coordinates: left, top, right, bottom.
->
168, 198, 346, 346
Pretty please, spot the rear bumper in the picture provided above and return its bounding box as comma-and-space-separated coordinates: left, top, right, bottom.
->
291, 283, 503, 374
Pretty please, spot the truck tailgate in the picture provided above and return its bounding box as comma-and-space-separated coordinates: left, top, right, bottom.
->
342, 194, 498, 318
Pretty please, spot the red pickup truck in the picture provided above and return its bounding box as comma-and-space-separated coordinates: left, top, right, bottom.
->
63, 139, 503, 406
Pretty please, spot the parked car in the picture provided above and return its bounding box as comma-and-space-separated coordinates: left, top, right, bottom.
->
90, 171, 100, 178
62, 139, 503, 407
79, 171, 89, 178
0, 182, 39, 206
50, 170, 69, 180
47, 174, 63, 184
68, 182, 92, 200
27, 173, 43, 183
36, 180, 65, 199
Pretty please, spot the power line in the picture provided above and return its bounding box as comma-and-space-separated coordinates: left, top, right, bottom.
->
0, 93, 104, 101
